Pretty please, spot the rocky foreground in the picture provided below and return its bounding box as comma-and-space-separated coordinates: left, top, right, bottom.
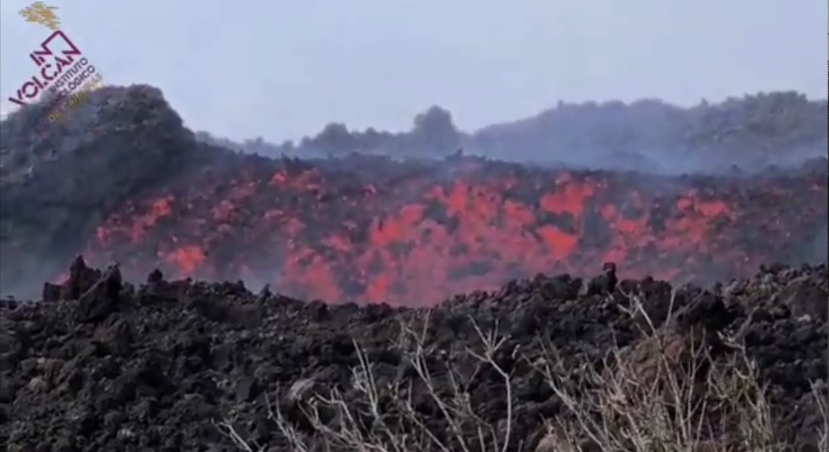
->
0, 258, 826, 452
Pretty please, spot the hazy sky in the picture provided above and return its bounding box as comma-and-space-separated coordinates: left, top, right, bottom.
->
1, 0, 827, 141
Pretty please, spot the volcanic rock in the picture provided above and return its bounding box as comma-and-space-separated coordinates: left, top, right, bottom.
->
1, 87, 827, 306
77, 159, 826, 306
0, 85, 207, 295
0, 82, 827, 451
0, 261, 825, 451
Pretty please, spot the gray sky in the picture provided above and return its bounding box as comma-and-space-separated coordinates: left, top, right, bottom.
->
2, 0, 827, 141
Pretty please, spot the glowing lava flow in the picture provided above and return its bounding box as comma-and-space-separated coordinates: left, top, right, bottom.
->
82, 157, 828, 306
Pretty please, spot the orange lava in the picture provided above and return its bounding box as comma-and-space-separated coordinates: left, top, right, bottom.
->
81, 157, 828, 306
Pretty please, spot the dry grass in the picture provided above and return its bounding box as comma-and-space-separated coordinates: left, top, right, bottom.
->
218, 295, 828, 452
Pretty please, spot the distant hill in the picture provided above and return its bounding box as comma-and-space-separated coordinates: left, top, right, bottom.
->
193, 91, 827, 173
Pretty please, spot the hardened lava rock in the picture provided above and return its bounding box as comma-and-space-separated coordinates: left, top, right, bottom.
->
0, 257, 825, 451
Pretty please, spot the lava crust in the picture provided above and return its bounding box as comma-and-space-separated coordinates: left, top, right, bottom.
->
82, 155, 828, 306
0, 259, 826, 451
1, 84, 828, 451
1, 87, 827, 306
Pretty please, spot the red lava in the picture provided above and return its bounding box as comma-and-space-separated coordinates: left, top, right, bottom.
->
80, 156, 828, 306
